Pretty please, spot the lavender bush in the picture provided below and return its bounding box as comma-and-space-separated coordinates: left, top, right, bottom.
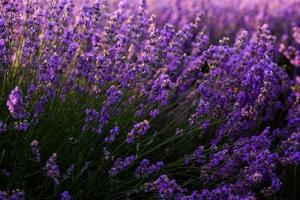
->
0, 0, 299, 199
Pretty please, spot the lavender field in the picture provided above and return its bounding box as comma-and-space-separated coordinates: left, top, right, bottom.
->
0, 0, 299, 199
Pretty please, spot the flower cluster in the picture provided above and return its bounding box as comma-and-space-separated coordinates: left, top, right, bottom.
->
185, 145, 205, 164
127, 120, 150, 143
61, 191, 71, 200
145, 174, 184, 199
6, 87, 26, 119
0, 0, 299, 199
45, 153, 60, 185
135, 159, 164, 178
15, 120, 30, 132
104, 124, 120, 143
0, 190, 24, 200
108, 155, 136, 176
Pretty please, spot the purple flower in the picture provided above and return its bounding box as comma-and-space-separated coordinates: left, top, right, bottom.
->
280, 132, 300, 165
15, 120, 30, 132
127, 120, 150, 144
10, 190, 25, 200
104, 124, 119, 143
0, 1, 298, 198
82, 108, 100, 132
61, 191, 71, 200
0, 191, 8, 200
185, 145, 205, 164
135, 159, 164, 178
105, 85, 123, 107
145, 174, 183, 199
7, 87, 26, 119
149, 74, 174, 106
45, 153, 60, 185
150, 109, 159, 118
109, 155, 136, 176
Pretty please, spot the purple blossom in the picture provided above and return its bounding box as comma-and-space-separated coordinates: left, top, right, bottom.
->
105, 85, 123, 107
108, 155, 136, 176
0, 191, 8, 200
7, 87, 26, 119
0, 0, 299, 199
82, 108, 100, 132
149, 74, 174, 106
15, 120, 30, 132
61, 191, 71, 200
104, 124, 119, 143
10, 190, 25, 200
185, 145, 205, 164
280, 132, 300, 165
150, 109, 160, 118
45, 153, 60, 185
135, 159, 164, 178
145, 174, 184, 199
127, 120, 150, 144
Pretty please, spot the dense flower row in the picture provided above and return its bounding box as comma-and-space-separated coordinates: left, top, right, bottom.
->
0, 0, 299, 199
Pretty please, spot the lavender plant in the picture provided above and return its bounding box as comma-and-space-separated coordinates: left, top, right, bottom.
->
0, 0, 299, 199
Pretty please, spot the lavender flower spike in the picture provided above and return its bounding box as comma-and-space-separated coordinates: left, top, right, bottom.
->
109, 155, 136, 176
127, 120, 150, 144
7, 86, 26, 119
45, 153, 60, 185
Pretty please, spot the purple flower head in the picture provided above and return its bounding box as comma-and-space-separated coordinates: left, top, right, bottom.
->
135, 159, 164, 178
61, 191, 71, 200
200, 120, 210, 130
26, 84, 36, 100
15, 120, 30, 132
82, 108, 100, 132
293, 27, 300, 44
105, 85, 123, 107
0, 39, 5, 49
84, 108, 100, 123
7, 87, 26, 119
104, 124, 119, 143
0, 191, 8, 200
150, 109, 159, 118
127, 120, 150, 144
109, 155, 136, 176
250, 172, 263, 183
10, 190, 25, 200
280, 132, 300, 165
0, 0, 298, 198
45, 153, 60, 185
145, 174, 183, 199
185, 145, 205, 164
261, 177, 282, 197
149, 74, 174, 106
